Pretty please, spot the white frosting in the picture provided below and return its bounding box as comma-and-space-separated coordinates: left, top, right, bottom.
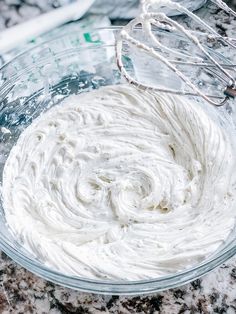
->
2, 85, 236, 280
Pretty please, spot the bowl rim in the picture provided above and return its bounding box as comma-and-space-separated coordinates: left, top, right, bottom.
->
1, 24, 231, 71
0, 26, 235, 294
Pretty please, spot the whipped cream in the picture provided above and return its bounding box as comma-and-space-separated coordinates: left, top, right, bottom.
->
2, 85, 236, 280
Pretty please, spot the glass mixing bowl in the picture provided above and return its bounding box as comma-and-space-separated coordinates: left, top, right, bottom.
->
0, 27, 235, 295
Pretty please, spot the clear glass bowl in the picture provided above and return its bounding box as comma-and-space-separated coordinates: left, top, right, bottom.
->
0, 27, 235, 295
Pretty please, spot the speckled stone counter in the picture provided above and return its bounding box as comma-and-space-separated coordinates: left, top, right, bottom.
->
0, 251, 236, 313
0, 1, 236, 313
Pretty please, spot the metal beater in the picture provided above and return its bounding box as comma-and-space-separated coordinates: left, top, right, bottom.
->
116, 0, 236, 106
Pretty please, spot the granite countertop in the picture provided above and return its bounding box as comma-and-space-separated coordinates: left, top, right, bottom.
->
0, 1, 236, 313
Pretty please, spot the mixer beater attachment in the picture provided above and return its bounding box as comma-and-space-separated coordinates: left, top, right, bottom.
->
116, 0, 236, 106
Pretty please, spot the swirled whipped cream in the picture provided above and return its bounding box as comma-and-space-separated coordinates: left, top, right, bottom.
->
2, 85, 236, 280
